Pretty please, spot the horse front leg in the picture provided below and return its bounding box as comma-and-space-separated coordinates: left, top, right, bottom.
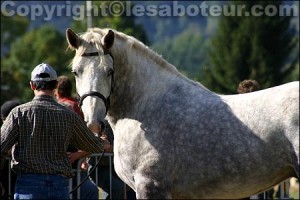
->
134, 174, 173, 199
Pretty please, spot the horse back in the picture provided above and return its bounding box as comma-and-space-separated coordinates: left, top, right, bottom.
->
223, 81, 299, 178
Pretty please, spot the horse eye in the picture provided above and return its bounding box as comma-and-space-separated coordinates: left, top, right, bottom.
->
107, 69, 114, 77
72, 70, 78, 77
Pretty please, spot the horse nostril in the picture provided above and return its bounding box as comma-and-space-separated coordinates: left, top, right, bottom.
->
87, 122, 101, 134
99, 121, 105, 133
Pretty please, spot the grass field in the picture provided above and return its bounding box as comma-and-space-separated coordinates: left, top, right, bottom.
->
289, 185, 299, 199
274, 178, 299, 200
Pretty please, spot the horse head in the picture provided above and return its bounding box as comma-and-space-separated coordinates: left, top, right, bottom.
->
66, 28, 114, 133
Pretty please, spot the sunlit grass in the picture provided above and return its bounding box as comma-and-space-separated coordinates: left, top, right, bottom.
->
289, 187, 299, 200
98, 187, 109, 199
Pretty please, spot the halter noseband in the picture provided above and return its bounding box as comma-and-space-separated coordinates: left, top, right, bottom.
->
78, 91, 110, 114
78, 50, 114, 115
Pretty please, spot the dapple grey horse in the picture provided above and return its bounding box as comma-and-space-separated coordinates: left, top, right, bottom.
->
66, 27, 299, 199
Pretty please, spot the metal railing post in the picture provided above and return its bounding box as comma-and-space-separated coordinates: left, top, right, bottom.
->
8, 159, 12, 199
109, 154, 112, 199
69, 178, 73, 199
77, 159, 83, 199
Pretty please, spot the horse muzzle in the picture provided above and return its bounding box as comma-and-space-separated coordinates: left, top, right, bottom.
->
87, 120, 105, 134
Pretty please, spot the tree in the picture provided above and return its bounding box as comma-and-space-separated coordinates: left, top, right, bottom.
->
1, 25, 73, 103
201, 0, 299, 94
1, 13, 29, 57
154, 25, 209, 79
71, 1, 149, 44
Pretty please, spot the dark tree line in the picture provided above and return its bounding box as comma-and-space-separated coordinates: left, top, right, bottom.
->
201, 0, 299, 94
1, 1, 298, 105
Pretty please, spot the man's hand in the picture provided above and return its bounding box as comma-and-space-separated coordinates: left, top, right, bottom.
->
66, 151, 90, 163
100, 136, 111, 151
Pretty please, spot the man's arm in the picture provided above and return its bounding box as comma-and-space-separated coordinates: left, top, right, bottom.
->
0, 112, 18, 169
70, 115, 110, 153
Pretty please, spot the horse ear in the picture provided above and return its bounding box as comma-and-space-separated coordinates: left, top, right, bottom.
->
101, 30, 114, 50
66, 28, 81, 49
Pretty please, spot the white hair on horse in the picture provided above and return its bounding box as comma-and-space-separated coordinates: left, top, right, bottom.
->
66, 27, 299, 199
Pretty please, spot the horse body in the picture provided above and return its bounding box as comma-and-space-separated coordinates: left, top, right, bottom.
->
66, 28, 299, 199
112, 79, 298, 199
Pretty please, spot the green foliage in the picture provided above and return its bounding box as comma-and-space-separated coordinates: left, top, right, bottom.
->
71, 1, 149, 44
2, 1, 298, 105
1, 25, 73, 103
154, 26, 209, 79
1, 13, 29, 57
287, 61, 299, 81
201, 0, 299, 94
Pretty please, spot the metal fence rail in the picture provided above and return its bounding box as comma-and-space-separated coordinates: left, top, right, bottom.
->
4, 154, 127, 200
250, 179, 291, 199
4, 156, 292, 199
72, 153, 127, 199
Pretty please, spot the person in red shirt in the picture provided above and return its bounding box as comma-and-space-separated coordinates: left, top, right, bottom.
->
55, 75, 99, 199
55, 75, 83, 118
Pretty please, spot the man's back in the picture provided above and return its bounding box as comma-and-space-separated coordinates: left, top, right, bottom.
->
1, 95, 103, 178
0, 63, 109, 199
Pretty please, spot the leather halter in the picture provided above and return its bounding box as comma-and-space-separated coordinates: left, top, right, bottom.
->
82, 52, 99, 57
78, 91, 110, 114
78, 51, 114, 115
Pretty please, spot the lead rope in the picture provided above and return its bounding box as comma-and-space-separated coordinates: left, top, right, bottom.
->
69, 149, 105, 194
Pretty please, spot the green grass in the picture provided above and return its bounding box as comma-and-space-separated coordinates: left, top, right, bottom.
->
289, 187, 299, 200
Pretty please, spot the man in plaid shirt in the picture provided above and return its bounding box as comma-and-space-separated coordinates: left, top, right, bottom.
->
1, 63, 110, 199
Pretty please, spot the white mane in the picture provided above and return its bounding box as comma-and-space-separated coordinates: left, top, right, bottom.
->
76, 27, 208, 90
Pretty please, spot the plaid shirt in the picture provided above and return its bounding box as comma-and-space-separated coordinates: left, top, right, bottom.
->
1, 95, 104, 178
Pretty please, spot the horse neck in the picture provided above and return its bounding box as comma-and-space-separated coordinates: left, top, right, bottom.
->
107, 35, 213, 122
109, 39, 180, 119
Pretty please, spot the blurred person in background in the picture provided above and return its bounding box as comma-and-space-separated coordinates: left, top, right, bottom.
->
1, 100, 20, 199
237, 79, 260, 94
